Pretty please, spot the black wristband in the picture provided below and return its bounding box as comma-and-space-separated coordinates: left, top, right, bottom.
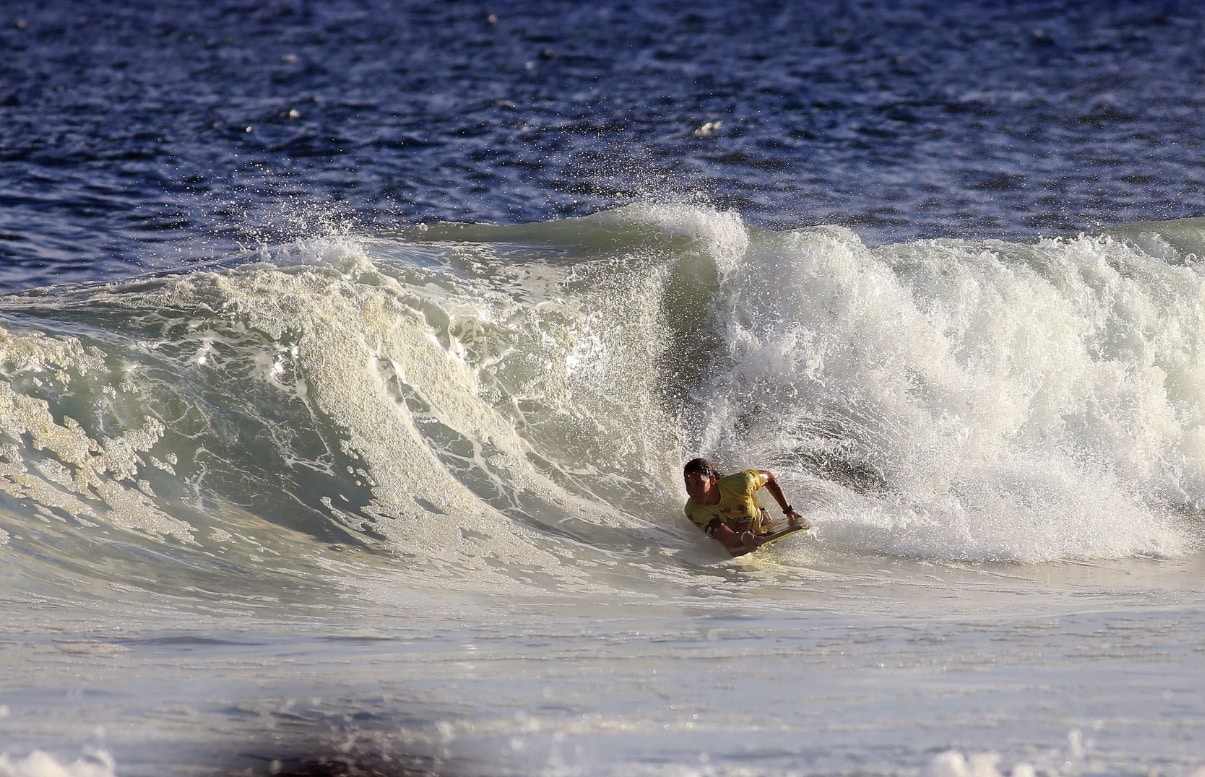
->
782, 505, 793, 514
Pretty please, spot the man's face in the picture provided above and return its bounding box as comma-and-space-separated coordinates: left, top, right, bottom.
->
684, 470, 715, 502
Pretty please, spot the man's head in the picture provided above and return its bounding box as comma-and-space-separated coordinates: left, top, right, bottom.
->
683, 458, 718, 479
683, 458, 719, 502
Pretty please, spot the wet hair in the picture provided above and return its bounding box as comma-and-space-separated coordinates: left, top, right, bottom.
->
683, 458, 720, 478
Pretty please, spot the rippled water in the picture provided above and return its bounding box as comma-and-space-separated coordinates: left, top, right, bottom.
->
2, 0, 1202, 286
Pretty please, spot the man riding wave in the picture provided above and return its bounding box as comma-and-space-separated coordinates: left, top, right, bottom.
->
682, 457, 809, 554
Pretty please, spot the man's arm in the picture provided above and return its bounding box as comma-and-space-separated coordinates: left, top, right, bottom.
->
757, 470, 804, 526
709, 521, 762, 553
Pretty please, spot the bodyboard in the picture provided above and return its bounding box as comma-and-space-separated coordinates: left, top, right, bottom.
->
728, 522, 807, 557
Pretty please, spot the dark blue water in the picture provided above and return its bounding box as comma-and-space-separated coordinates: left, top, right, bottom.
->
2, 0, 1201, 290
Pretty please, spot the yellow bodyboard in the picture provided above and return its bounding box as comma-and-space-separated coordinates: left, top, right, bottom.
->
728, 521, 808, 557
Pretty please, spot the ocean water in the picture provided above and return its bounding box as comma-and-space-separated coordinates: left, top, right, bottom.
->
1, 1, 1204, 776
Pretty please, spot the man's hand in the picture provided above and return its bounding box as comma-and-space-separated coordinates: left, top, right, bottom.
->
711, 524, 762, 553
784, 508, 810, 530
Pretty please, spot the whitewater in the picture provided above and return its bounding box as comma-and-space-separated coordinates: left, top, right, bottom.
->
1, 204, 1203, 776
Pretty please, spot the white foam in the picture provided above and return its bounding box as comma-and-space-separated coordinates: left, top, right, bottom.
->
0, 751, 116, 777
930, 751, 1035, 777
695, 225, 1201, 561
0, 327, 191, 543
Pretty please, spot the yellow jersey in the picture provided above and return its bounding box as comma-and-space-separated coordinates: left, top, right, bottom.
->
684, 469, 769, 534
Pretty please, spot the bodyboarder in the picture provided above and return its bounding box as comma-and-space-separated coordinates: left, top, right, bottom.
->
682, 457, 809, 554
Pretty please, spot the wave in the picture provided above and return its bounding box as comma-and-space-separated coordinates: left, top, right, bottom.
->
0, 206, 1201, 600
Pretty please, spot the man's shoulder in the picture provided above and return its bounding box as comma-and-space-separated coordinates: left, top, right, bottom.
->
721, 469, 762, 491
